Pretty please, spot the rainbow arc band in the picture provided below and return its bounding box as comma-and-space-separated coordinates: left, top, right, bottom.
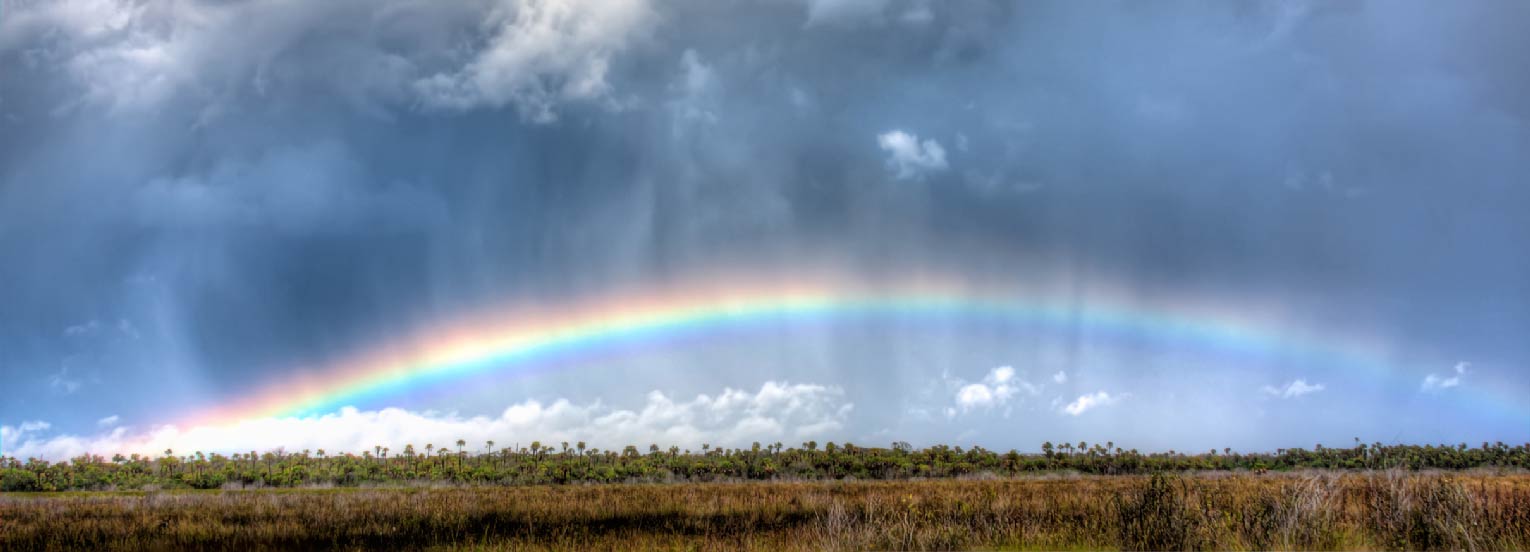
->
190, 280, 1526, 428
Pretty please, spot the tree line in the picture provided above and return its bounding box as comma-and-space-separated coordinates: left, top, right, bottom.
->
3, 439, 1527, 492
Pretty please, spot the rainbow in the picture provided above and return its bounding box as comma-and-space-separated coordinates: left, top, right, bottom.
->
193, 273, 1526, 427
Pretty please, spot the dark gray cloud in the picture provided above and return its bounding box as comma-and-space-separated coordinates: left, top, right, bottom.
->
1, 0, 1527, 451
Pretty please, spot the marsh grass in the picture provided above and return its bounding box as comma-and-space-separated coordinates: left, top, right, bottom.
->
3, 472, 1527, 550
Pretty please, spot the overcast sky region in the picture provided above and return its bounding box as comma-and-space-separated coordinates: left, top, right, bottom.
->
2, 0, 1528, 459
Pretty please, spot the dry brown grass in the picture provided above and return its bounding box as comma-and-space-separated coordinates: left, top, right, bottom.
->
3, 471, 1528, 550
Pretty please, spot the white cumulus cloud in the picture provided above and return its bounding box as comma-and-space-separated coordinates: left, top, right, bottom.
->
97, 415, 121, 427
1060, 391, 1123, 416
949, 366, 1043, 416
1261, 379, 1325, 399
1421, 362, 1469, 392
0, 381, 851, 461
878, 130, 948, 180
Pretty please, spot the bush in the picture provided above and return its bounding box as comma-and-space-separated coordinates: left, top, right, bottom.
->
1366, 472, 1478, 551
182, 472, 228, 490
0, 469, 42, 492
1117, 473, 1197, 550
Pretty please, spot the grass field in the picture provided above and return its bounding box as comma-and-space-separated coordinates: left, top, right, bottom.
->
4, 471, 1528, 550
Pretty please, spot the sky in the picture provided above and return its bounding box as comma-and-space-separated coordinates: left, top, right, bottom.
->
2, 0, 1528, 460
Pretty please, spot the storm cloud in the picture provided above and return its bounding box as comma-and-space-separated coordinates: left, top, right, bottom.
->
2, 0, 1528, 457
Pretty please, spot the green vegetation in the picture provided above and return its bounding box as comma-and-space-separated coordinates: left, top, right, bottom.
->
4, 473, 1528, 550
2, 440, 1527, 491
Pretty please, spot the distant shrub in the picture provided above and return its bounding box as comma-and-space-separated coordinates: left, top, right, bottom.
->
0, 468, 41, 492
0, 441, 1526, 491
182, 472, 227, 490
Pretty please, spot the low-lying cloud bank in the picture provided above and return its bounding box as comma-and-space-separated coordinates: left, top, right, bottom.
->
1, 381, 851, 461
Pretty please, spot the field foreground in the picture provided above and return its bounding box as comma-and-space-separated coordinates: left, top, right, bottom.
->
4, 472, 1529, 551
